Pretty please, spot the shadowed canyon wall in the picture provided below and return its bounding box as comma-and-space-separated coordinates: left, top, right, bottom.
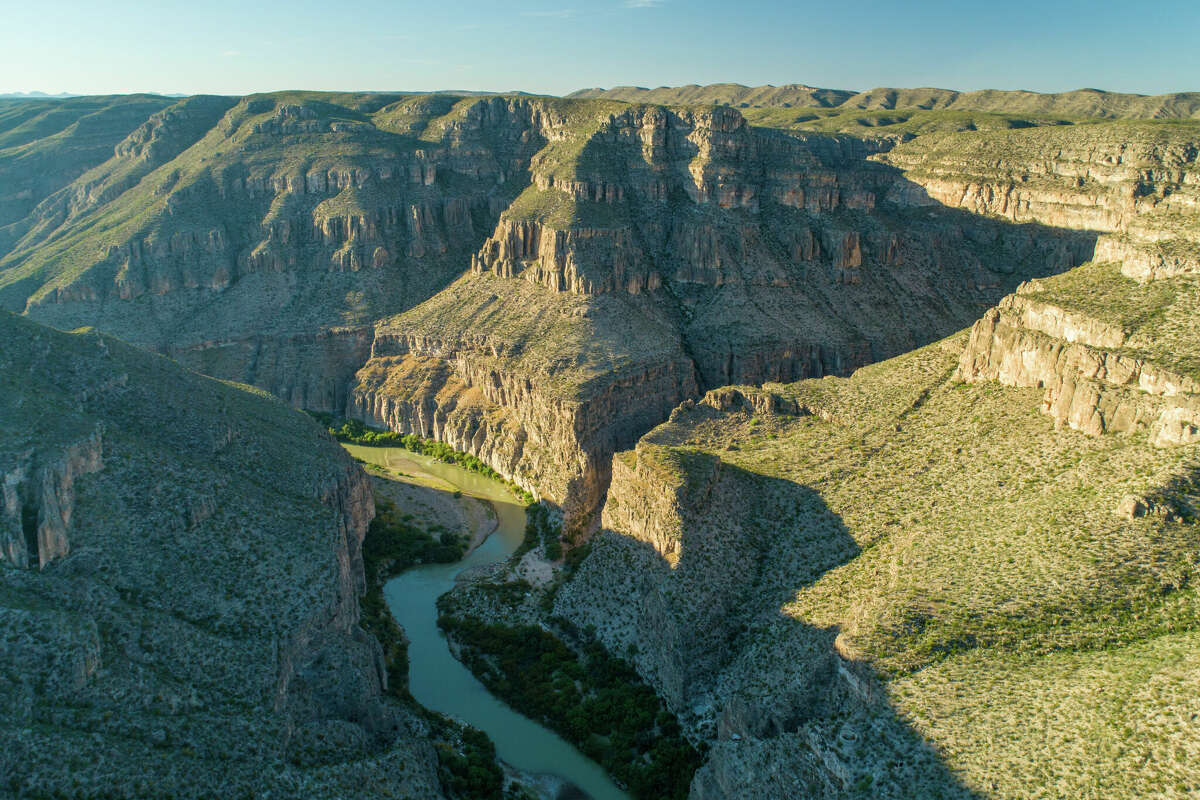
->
3, 92, 1196, 525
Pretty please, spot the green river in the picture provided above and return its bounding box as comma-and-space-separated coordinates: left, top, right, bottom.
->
344, 445, 631, 800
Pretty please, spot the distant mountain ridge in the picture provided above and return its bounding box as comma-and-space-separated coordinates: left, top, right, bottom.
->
0, 91, 80, 99
568, 82, 1200, 118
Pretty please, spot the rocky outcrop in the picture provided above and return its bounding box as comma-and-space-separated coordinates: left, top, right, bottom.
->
349, 325, 699, 528
275, 455, 405, 746
1093, 231, 1200, 281
956, 291, 1200, 445
468, 106, 900, 298
555, 436, 851, 714
878, 124, 1200, 282
472, 218, 660, 295
878, 126, 1199, 229
0, 428, 104, 569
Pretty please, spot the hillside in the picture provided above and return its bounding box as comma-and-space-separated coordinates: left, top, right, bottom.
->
0, 94, 178, 238
1, 91, 1196, 530
570, 83, 1200, 119
549, 257, 1200, 796
351, 109, 1197, 527
0, 312, 442, 798
1, 82, 1199, 800
425, 245, 1200, 797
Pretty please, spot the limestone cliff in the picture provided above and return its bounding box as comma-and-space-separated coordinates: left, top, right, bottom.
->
350, 275, 702, 527
956, 257, 1200, 447
560, 322, 1200, 799
877, 123, 1200, 280
2, 92, 1196, 531
0, 427, 103, 569
0, 313, 443, 798
355, 103, 1114, 525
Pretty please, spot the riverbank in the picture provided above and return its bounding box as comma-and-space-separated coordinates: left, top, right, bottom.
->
351, 445, 500, 555
345, 443, 631, 800
438, 547, 705, 800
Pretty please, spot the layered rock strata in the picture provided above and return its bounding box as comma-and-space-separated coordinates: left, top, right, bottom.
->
957, 290, 1200, 445
877, 123, 1200, 280
357, 105, 1110, 524
3, 93, 1196, 528
559, 322, 1200, 798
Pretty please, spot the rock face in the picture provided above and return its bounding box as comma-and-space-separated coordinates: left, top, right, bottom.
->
2, 92, 1197, 529
957, 292, 1200, 445
561, 322, 1200, 799
0, 427, 103, 569
349, 104, 1112, 526
0, 313, 442, 798
1, 93, 561, 409
877, 123, 1200, 280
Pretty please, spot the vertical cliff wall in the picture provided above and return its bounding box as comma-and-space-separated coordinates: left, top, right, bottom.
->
4, 95, 1196, 532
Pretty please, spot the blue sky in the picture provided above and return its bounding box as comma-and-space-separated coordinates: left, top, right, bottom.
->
3, 0, 1198, 96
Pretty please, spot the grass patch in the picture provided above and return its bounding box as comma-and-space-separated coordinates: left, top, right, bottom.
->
309, 412, 534, 504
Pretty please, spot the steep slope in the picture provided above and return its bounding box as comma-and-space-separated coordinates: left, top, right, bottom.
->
876, 121, 1200, 279
354, 107, 1197, 526
554, 289, 1200, 797
957, 261, 1200, 445
0, 313, 442, 798
4, 93, 1196, 532
0, 92, 562, 409
0, 95, 175, 241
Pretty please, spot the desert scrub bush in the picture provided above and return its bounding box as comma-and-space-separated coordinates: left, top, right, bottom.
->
511, 501, 563, 561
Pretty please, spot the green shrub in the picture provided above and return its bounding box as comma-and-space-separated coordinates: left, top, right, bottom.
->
435, 725, 504, 800
437, 618, 703, 800
306, 412, 535, 504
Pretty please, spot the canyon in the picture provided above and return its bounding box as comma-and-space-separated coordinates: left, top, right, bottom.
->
3, 90, 1147, 526
2, 83, 1199, 798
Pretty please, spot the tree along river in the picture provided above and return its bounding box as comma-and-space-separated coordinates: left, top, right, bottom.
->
346, 446, 631, 800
